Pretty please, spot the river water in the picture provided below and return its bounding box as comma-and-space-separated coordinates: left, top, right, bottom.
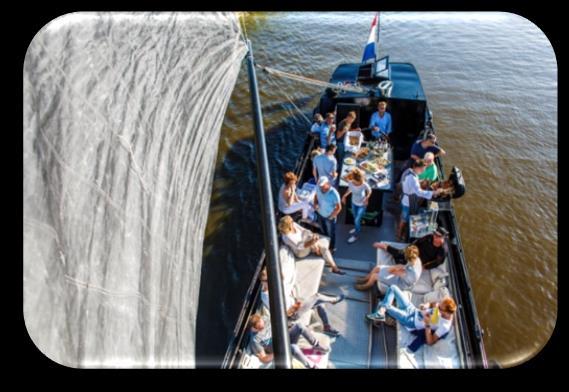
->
197, 12, 557, 367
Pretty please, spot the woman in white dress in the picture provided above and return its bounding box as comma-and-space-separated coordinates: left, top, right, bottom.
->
278, 215, 345, 275
354, 245, 422, 291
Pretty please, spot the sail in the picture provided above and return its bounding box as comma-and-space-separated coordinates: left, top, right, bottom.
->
23, 12, 247, 367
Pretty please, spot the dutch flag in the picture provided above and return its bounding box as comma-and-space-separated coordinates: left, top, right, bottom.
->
361, 13, 379, 64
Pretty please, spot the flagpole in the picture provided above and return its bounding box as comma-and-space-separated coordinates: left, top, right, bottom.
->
376, 12, 380, 61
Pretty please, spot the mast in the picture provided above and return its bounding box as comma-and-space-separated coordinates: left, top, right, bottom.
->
245, 39, 293, 369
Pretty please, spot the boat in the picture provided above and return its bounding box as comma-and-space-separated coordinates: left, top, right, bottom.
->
222, 13, 488, 369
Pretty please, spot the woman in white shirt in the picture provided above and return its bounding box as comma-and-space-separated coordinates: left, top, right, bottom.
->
366, 284, 457, 349
355, 245, 422, 291
278, 215, 345, 275
277, 172, 314, 220
341, 168, 371, 243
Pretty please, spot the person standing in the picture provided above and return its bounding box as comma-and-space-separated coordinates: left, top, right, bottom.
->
398, 160, 444, 241
312, 144, 338, 184
318, 112, 336, 149
336, 111, 360, 161
341, 168, 371, 244
313, 176, 341, 252
368, 100, 392, 140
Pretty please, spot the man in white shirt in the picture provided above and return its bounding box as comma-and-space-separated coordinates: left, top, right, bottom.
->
398, 159, 444, 241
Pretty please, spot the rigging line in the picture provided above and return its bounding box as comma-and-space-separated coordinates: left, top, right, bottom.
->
238, 12, 249, 44
264, 73, 312, 126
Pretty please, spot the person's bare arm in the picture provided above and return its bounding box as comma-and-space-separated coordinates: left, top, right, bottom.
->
341, 189, 352, 205
422, 313, 440, 345
257, 350, 274, 363
363, 188, 372, 206
284, 187, 295, 206
329, 202, 342, 219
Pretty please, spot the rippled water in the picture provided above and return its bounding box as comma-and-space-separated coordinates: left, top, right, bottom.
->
197, 12, 557, 367
24, 12, 246, 367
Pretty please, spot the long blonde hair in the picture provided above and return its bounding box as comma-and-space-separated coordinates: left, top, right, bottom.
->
278, 215, 294, 235
350, 168, 365, 185
404, 245, 420, 265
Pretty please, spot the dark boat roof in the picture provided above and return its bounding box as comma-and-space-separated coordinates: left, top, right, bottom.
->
329, 62, 426, 101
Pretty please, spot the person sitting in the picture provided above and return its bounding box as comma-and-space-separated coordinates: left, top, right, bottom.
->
366, 285, 457, 351
368, 100, 392, 140
418, 152, 439, 184
354, 245, 422, 291
312, 144, 337, 185
336, 111, 361, 160
313, 176, 341, 252
259, 268, 344, 337
341, 168, 371, 244
248, 313, 330, 369
278, 171, 315, 221
410, 132, 446, 162
278, 215, 345, 275
344, 128, 364, 155
398, 159, 444, 241
373, 226, 449, 270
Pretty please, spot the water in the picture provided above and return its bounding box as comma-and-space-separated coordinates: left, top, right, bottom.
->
23, 12, 246, 367
197, 12, 557, 367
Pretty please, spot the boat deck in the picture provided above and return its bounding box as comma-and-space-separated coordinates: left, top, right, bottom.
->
317, 181, 400, 368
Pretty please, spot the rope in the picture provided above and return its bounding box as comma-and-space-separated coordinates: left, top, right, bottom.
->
260, 65, 370, 94
238, 12, 249, 44
264, 73, 312, 126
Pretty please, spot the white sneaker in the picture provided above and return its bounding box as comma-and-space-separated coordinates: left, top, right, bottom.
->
349, 228, 356, 234
347, 235, 358, 244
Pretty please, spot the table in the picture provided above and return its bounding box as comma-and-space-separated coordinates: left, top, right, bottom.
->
339, 142, 393, 191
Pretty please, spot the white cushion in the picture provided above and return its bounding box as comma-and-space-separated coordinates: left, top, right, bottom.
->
279, 245, 297, 289
295, 255, 325, 300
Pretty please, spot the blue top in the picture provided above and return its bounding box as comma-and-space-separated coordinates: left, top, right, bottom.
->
316, 186, 341, 218
313, 153, 337, 184
320, 123, 330, 148
410, 139, 441, 160
369, 111, 392, 139
311, 122, 323, 135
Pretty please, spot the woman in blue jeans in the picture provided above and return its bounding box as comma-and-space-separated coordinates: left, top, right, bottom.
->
341, 168, 371, 244
366, 284, 457, 348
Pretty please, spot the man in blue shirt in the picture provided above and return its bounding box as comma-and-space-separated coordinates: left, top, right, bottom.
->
314, 176, 342, 252
319, 113, 336, 149
312, 144, 337, 184
369, 101, 392, 140
410, 133, 446, 161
